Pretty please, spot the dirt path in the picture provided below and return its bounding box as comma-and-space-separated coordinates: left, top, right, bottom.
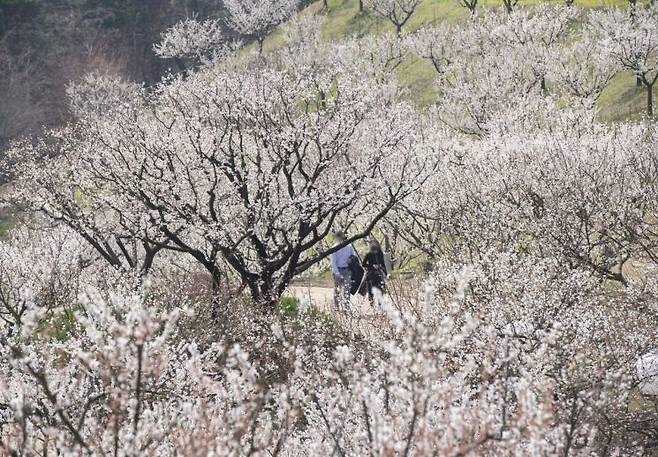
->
287, 285, 334, 309
286, 284, 375, 314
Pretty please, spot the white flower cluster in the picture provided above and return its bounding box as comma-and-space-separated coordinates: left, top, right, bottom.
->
154, 18, 227, 62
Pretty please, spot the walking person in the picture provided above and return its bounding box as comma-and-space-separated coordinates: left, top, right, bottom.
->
362, 239, 388, 304
330, 231, 354, 310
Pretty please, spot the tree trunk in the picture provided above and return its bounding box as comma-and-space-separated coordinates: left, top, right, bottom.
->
468, 1, 477, 17
647, 82, 654, 117
628, 0, 637, 17
244, 274, 280, 315
503, 0, 512, 13
246, 262, 302, 315
210, 265, 226, 320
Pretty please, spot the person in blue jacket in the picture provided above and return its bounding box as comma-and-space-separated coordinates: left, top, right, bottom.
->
330, 231, 353, 309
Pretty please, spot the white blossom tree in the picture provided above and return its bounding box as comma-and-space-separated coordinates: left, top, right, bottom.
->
405, 8, 576, 135
365, 0, 421, 35
405, 23, 458, 76
393, 100, 658, 285
483, 5, 578, 92
592, 6, 658, 116
0, 226, 90, 334
154, 17, 227, 64
224, 0, 299, 54
7, 47, 435, 311
550, 29, 620, 105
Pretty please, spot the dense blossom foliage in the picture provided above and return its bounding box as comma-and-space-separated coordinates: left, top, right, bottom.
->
2, 2, 658, 456
225, 0, 299, 53
154, 17, 229, 63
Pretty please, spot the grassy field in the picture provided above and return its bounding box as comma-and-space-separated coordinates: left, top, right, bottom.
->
262, 0, 645, 122
0, 204, 13, 238
0, 219, 11, 238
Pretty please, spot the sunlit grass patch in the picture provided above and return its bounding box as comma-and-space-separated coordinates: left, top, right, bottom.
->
597, 71, 646, 122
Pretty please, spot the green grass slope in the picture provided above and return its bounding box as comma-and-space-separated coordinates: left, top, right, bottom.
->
263, 0, 645, 122
0, 219, 11, 238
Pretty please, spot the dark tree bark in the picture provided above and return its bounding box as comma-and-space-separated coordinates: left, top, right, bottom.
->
502, 0, 519, 13
640, 73, 657, 116
459, 0, 478, 16
647, 82, 654, 117
628, 1, 642, 87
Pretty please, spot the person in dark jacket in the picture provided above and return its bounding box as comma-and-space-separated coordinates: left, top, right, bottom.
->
362, 239, 387, 303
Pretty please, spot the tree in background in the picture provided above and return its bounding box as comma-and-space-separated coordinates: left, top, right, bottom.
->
365, 0, 421, 35
154, 17, 229, 69
224, 0, 299, 53
458, 0, 478, 17
0, 0, 40, 35
502, 0, 519, 13
592, 6, 658, 116
484, 5, 578, 92
405, 23, 457, 76
550, 28, 619, 105
0, 39, 47, 149
0, 0, 230, 148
